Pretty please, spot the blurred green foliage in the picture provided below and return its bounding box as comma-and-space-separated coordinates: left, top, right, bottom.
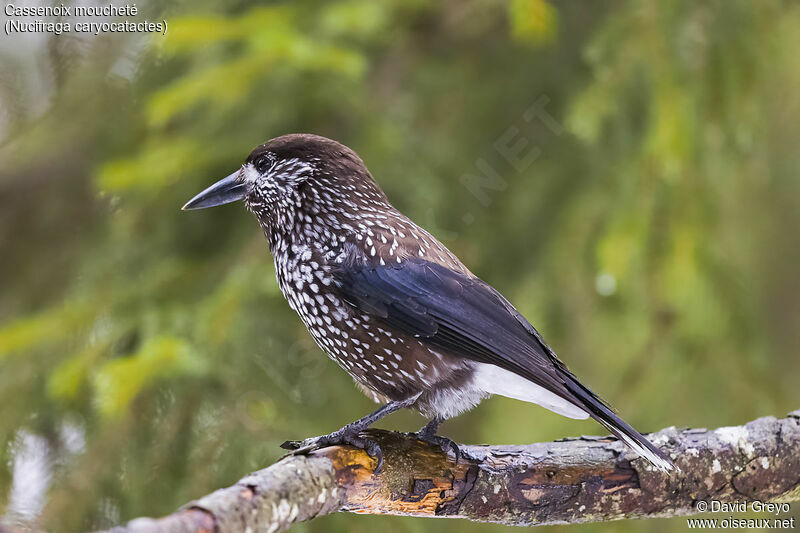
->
1, 0, 799, 531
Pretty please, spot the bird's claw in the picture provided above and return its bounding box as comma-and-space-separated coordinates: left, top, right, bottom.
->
280, 439, 321, 456
280, 439, 303, 450
415, 432, 461, 462
280, 432, 385, 473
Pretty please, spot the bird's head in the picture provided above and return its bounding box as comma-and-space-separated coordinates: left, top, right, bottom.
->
183, 134, 388, 241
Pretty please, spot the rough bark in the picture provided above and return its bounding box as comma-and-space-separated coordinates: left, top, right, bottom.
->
108, 410, 800, 532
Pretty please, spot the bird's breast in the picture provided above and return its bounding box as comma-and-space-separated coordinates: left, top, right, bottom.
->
271, 242, 472, 404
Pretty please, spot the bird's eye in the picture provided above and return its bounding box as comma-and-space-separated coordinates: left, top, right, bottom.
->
255, 156, 271, 173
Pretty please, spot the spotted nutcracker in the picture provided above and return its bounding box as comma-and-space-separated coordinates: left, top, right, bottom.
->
183, 133, 676, 473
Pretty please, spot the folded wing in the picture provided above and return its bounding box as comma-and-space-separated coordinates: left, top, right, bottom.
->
333, 256, 675, 472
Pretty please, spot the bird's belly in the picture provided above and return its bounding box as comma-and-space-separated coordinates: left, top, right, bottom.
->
276, 260, 485, 415
285, 286, 471, 404
414, 377, 490, 420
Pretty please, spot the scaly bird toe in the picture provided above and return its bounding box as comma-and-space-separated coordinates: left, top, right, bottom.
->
280, 431, 385, 472
414, 431, 461, 462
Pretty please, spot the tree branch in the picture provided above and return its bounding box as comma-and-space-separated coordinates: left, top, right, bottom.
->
108, 410, 800, 532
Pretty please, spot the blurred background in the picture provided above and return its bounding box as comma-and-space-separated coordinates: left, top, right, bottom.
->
1, 0, 799, 531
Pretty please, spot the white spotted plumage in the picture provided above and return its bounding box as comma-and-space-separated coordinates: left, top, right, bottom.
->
241, 142, 487, 418
243, 148, 587, 421
230, 134, 676, 473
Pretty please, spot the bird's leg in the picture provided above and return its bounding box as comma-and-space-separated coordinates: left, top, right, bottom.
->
414, 416, 461, 462
281, 392, 421, 473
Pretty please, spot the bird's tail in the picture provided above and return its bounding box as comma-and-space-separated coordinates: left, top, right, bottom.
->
564, 376, 678, 473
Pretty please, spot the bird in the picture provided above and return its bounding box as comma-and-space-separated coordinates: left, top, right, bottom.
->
183, 133, 676, 473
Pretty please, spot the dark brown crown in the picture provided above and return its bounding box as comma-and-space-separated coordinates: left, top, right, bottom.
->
247, 134, 367, 173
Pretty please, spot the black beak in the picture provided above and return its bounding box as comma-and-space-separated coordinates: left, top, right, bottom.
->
182, 170, 247, 210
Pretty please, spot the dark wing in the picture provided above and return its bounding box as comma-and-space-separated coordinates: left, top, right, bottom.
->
333, 256, 676, 471
333, 256, 577, 399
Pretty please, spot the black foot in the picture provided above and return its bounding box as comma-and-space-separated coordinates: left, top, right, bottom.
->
415, 430, 461, 462
281, 431, 385, 473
